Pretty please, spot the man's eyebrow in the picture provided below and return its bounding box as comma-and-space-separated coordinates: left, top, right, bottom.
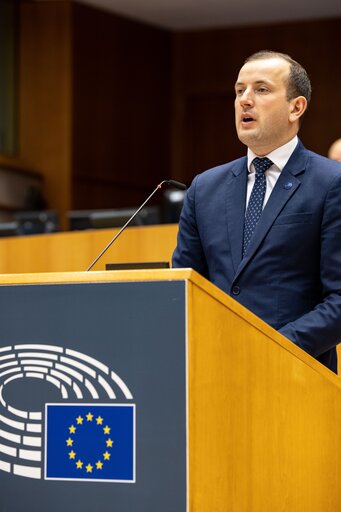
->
235, 80, 271, 87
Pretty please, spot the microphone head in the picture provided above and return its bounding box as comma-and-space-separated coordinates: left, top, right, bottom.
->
165, 180, 187, 191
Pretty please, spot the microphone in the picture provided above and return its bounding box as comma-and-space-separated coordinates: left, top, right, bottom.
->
86, 179, 187, 271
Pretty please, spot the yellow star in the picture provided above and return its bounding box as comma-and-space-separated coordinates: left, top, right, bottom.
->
76, 415, 83, 425
69, 425, 76, 434
103, 425, 111, 435
76, 460, 83, 469
86, 412, 93, 422
96, 416, 103, 425
66, 438, 73, 447
106, 438, 113, 448
86, 463, 93, 473
103, 451, 111, 461
69, 450, 76, 460
96, 460, 103, 470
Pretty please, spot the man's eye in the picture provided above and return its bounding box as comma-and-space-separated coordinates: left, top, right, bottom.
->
257, 87, 268, 93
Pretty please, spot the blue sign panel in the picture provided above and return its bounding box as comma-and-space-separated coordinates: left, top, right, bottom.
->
45, 404, 135, 482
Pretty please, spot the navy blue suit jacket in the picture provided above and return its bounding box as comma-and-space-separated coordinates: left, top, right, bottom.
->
172, 140, 341, 372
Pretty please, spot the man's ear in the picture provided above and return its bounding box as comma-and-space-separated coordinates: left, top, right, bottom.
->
289, 96, 307, 123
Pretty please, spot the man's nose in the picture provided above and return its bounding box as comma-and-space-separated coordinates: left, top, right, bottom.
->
239, 89, 254, 106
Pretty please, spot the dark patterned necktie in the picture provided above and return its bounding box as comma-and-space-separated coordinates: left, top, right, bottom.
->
242, 157, 273, 257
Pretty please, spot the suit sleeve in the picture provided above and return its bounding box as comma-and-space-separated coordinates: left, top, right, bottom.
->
172, 176, 209, 278
279, 173, 341, 357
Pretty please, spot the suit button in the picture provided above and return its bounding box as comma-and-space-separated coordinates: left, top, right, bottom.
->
232, 285, 240, 295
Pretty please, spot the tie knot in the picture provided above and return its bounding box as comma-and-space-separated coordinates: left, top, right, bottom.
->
253, 157, 273, 174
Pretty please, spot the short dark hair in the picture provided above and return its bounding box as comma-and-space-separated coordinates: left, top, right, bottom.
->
244, 50, 312, 106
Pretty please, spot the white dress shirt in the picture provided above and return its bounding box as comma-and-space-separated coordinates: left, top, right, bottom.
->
246, 136, 298, 208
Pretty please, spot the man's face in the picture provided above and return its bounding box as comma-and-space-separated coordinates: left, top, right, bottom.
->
234, 57, 298, 155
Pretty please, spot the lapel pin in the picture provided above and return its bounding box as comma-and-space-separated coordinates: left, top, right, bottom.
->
284, 181, 293, 190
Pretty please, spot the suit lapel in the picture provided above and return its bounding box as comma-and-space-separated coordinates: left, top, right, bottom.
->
233, 142, 308, 280
225, 159, 248, 273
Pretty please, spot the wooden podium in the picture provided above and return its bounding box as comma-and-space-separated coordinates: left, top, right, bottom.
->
0, 269, 340, 512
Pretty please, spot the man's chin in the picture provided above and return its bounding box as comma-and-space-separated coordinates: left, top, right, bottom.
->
237, 131, 257, 146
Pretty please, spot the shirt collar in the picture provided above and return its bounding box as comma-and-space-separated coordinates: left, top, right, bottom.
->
247, 136, 298, 173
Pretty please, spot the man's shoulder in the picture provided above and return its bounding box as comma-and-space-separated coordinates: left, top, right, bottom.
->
308, 149, 341, 168
305, 149, 341, 183
292, 141, 341, 180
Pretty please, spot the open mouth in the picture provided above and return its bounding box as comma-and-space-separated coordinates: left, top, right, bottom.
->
242, 115, 254, 123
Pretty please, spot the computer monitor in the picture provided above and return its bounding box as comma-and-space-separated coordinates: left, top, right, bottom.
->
0, 221, 19, 237
14, 211, 59, 235
68, 206, 161, 231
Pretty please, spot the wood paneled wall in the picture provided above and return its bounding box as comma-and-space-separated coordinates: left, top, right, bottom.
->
0, 1, 73, 229
71, 3, 172, 210
171, 18, 341, 185
19, 1, 73, 229
1, 4, 341, 225
1, 1, 172, 226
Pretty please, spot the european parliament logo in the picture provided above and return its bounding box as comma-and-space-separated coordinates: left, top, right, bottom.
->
0, 344, 136, 482
45, 404, 135, 482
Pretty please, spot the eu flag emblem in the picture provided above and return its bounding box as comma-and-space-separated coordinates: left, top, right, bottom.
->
45, 404, 135, 482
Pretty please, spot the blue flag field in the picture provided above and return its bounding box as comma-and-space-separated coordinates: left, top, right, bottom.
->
45, 404, 135, 482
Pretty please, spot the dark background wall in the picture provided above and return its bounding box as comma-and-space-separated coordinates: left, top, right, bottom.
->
0, 1, 340, 227
72, 3, 172, 210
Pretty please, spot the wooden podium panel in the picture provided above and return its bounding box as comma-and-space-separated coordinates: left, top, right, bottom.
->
0, 269, 340, 512
187, 273, 341, 512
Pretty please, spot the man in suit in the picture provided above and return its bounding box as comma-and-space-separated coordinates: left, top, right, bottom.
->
172, 50, 341, 373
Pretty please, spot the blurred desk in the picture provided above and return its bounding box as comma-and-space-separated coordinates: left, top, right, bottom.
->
0, 224, 178, 273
